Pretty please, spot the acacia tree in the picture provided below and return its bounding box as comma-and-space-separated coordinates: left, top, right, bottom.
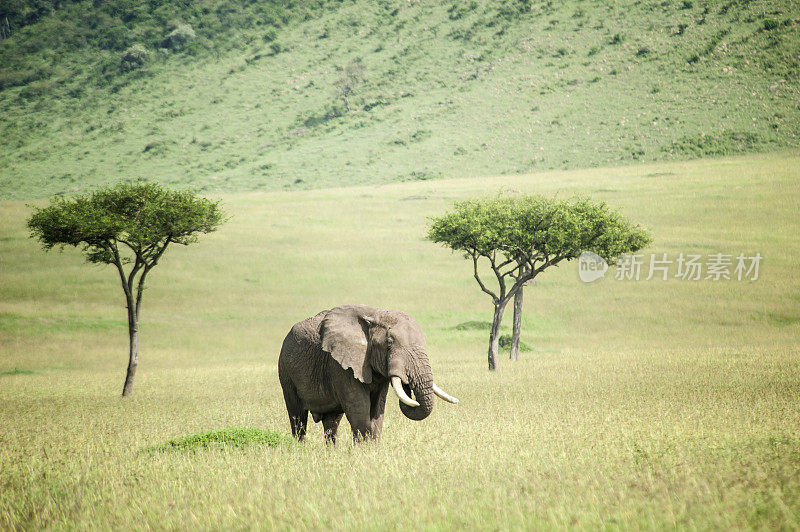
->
428, 195, 651, 370
336, 60, 366, 112
27, 182, 225, 396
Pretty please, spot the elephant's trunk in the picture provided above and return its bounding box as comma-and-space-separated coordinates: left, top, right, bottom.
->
395, 348, 434, 421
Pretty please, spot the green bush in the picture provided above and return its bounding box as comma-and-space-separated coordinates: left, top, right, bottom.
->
448, 2, 478, 20
97, 25, 129, 51
119, 44, 148, 72
662, 131, 762, 157
19, 78, 56, 99
498, 335, 532, 352
163, 23, 195, 50
0, 68, 44, 90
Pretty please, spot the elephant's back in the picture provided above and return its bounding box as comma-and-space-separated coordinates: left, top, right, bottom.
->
279, 310, 328, 367
290, 310, 327, 344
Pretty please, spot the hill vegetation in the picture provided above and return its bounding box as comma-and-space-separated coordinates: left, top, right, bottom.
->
0, 0, 799, 198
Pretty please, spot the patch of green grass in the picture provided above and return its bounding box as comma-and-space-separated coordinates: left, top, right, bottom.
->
0, 369, 34, 376
147, 428, 293, 452
452, 320, 494, 331
498, 334, 533, 352
760, 312, 800, 327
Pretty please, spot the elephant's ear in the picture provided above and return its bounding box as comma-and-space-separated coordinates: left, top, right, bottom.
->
320, 305, 375, 384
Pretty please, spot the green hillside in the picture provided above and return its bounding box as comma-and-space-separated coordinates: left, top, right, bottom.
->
1, 0, 798, 199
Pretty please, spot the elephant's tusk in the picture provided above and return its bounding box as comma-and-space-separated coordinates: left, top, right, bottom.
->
391, 376, 420, 407
432, 383, 459, 404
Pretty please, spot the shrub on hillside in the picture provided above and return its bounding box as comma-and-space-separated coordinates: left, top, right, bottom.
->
119, 44, 149, 72
0, 68, 45, 90
163, 23, 195, 50
19, 78, 56, 99
662, 131, 761, 157
97, 24, 129, 51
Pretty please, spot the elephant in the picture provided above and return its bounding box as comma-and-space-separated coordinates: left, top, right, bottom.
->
278, 304, 459, 443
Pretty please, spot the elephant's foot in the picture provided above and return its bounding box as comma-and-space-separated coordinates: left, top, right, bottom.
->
346, 412, 374, 443
288, 411, 308, 441
321, 412, 343, 444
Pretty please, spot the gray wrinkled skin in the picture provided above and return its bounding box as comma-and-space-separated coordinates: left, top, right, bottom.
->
278, 305, 435, 443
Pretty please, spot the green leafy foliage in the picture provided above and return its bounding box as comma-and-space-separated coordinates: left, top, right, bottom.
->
162, 23, 195, 51
27, 182, 225, 265
428, 195, 652, 267
119, 44, 149, 72
146, 428, 294, 452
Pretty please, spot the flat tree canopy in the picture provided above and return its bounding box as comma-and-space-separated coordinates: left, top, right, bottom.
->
27, 182, 225, 395
428, 194, 651, 369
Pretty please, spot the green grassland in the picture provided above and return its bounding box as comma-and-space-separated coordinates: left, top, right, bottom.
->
1, 152, 799, 529
1, 0, 799, 199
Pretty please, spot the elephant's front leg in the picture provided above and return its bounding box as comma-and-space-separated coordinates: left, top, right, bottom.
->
345, 407, 373, 441
321, 412, 343, 445
369, 384, 389, 439
343, 388, 374, 442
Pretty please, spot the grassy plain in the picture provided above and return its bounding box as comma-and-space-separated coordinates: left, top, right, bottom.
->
1, 151, 800, 529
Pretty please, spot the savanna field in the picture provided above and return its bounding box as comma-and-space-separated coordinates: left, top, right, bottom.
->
2, 0, 800, 529
2, 153, 800, 528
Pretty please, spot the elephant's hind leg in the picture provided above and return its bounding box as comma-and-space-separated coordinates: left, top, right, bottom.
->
321, 412, 344, 444
289, 409, 308, 441
280, 380, 308, 441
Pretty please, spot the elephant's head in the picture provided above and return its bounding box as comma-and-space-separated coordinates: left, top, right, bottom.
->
320, 305, 458, 421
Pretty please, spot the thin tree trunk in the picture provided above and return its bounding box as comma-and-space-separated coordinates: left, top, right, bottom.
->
488, 304, 504, 371
122, 300, 138, 397
510, 285, 523, 361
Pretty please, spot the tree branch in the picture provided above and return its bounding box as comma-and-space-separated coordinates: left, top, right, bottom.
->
126, 252, 144, 295
135, 238, 170, 317
495, 256, 516, 270
472, 252, 498, 303
505, 264, 535, 303
534, 252, 568, 275
110, 241, 133, 307
487, 253, 509, 302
